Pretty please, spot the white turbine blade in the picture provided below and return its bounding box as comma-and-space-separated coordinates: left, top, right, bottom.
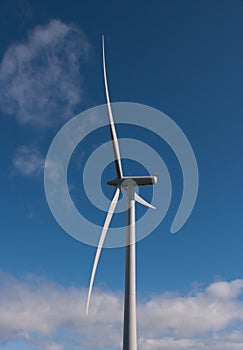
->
86, 187, 120, 315
102, 35, 123, 178
134, 193, 156, 209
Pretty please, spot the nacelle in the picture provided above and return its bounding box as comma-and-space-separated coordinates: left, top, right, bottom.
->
107, 176, 157, 187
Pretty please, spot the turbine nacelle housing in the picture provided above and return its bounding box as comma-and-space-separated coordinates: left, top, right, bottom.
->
107, 176, 157, 187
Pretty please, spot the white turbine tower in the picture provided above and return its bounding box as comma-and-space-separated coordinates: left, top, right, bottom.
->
86, 36, 157, 350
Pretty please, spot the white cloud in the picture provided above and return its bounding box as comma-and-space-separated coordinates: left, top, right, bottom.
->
205, 279, 243, 300
138, 281, 243, 339
44, 343, 64, 350
0, 19, 90, 127
0, 272, 243, 350
12, 145, 44, 177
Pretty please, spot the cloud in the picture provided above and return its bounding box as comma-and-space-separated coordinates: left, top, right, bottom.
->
205, 279, 243, 300
44, 343, 64, 350
0, 19, 90, 127
138, 280, 243, 339
0, 272, 243, 349
12, 145, 44, 177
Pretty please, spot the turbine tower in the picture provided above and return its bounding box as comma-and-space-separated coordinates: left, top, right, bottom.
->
86, 36, 157, 350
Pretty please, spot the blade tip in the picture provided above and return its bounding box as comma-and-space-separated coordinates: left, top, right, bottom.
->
85, 302, 90, 316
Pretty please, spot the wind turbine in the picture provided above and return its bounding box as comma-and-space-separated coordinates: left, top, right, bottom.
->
86, 36, 157, 350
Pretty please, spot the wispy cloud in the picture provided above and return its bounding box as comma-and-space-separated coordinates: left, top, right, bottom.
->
0, 272, 243, 349
44, 344, 64, 350
12, 145, 44, 177
0, 19, 90, 128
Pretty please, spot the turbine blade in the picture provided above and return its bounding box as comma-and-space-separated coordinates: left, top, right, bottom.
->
86, 187, 120, 315
102, 35, 123, 178
134, 193, 156, 209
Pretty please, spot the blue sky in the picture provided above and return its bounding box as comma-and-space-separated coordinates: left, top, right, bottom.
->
0, 0, 243, 349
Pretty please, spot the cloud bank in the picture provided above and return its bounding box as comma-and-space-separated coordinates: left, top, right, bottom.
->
1, 272, 243, 350
0, 19, 90, 127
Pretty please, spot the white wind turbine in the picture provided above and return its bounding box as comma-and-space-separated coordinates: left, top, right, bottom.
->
86, 36, 157, 350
